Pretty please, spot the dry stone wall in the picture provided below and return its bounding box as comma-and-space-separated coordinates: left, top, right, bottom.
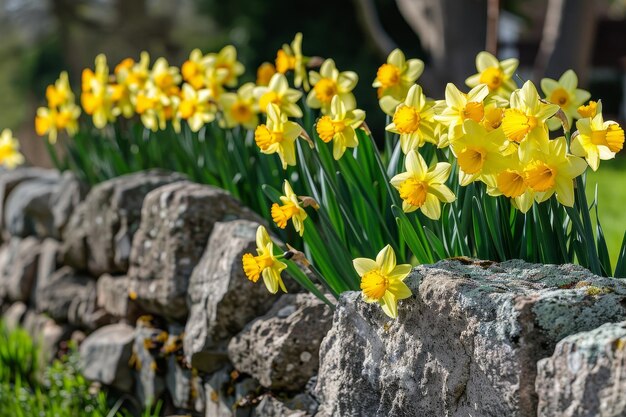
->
2, 167, 626, 417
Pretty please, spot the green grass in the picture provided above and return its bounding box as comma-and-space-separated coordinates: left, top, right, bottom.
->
587, 156, 626, 267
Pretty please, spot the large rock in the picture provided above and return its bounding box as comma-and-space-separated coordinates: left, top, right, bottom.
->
0, 237, 40, 302
128, 183, 260, 321
79, 323, 135, 392
62, 170, 186, 276
2, 301, 27, 331
254, 395, 312, 417
315, 259, 626, 417
184, 220, 275, 373
536, 321, 626, 417
21, 309, 71, 363
133, 315, 167, 407
34, 266, 112, 329
96, 274, 137, 320
228, 293, 332, 391
4, 171, 86, 239
204, 366, 258, 417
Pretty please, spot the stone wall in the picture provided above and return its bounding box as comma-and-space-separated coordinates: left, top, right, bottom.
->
1, 168, 626, 417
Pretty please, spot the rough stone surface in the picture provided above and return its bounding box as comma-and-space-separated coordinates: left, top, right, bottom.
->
4, 172, 85, 239
96, 274, 133, 319
204, 366, 257, 417
536, 321, 626, 417
21, 309, 71, 363
62, 170, 185, 276
2, 301, 27, 331
133, 316, 167, 407
163, 323, 199, 411
184, 220, 275, 373
128, 182, 261, 321
254, 396, 311, 417
79, 323, 135, 392
315, 259, 626, 417
0, 237, 40, 302
36, 238, 61, 294
35, 266, 112, 329
228, 293, 332, 391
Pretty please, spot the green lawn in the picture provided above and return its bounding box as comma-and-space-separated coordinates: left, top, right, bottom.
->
586, 156, 626, 267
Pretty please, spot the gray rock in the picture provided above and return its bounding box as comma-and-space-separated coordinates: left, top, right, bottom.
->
36, 238, 61, 293
21, 309, 71, 363
184, 220, 275, 373
2, 301, 27, 331
163, 323, 198, 411
35, 266, 112, 329
228, 293, 332, 391
4, 171, 85, 239
96, 274, 132, 319
79, 323, 135, 392
128, 182, 261, 321
204, 366, 257, 417
62, 170, 186, 276
0, 237, 40, 302
315, 259, 626, 417
133, 316, 167, 407
536, 321, 626, 417
254, 395, 311, 417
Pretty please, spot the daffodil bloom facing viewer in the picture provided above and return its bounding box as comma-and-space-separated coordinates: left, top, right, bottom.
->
219, 82, 259, 130
253, 73, 303, 118
434, 83, 490, 141
315, 95, 366, 160
0, 129, 24, 169
385, 84, 436, 154
307, 59, 358, 114
206, 45, 245, 88
177, 83, 216, 132
254, 103, 303, 169
81, 54, 116, 128
242, 226, 288, 294
571, 102, 624, 171
390, 149, 455, 219
353, 245, 412, 319
540, 70, 590, 131
373, 49, 424, 102
465, 51, 518, 96
271, 180, 307, 236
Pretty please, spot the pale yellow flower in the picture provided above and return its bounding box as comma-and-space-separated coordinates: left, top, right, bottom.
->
540, 70, 590, 131
275, 33, 309, 90
81, 54, 116, 128
271, 180, 307, 236
434, 83, 490, 141
465, 51, 518, 96
373, 49, 424, 103
315, 95, 365, 160
253, 73, 303, 118
0, 129, 24, 169
254, 103, 303, 169
206, 45, 245, 88
385, 85, 436, 154
307, 59, 358, 114
219, 83, 259, 130
242, 226, 287, 294
177, 83, 216, 132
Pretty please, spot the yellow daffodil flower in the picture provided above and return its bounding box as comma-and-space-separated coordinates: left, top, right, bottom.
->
177, 83, 216, 132
35, 105, 81, 143
81, 54, 117, 128
254, 103, 303, 169
257, 62, 276, 86
207, 45, 245, 88
271, 180, 307, 236
307, 59, 358, 114
242, 225, 287, 294
275, 33, 309, 90
253, 73, 303, 118
434, 83, 490, 141
571, 102, 624, 171
353, 244, 412, 319
182, 49, 211, 90
523, 136, 587, 207
373, 49, 424, 103
219, 82, 259, 130
501, 81, 559, 156
0, 129, 24, 169
385, 84, 436, 154
465, 51, 518, 96
540, 70, 591, 131
489, 154, 536, 213
390, 149, 455, 219
150, 57, 181, 97
315, 95, 366, 160
451, 120, 509, 186
45, 71, 74, 108
113, 52, 151, 118
577, 100, 598, 119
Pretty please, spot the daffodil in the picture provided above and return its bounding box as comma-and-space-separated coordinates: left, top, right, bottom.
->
373, 48, 424, 103
275, 33, 309, 90
307, 59, 358, 114
434, 83, 490, 141
385, 84, 436, 154
501, 81, 559, 156
390, 149, 455, 219
207, 45, 245, 88
489, 154, 536, 213
254, 103, 303, 169
35, 105, 81, 143
271, 180, 307, 236
112, 52, 151, 118
257, 62, 276, 86
0, 129, 24, 169
577, 101, 598, 119
45, 71, 74, 108
219, 82, 259, 130
242, 225, 287, 294
182, 49, 211, 90
315, 95, 365, 160
465, 51, 518, 96
523, 136, 587, 207
150, 57, 181, 97
571, 102, 624, 171
177, 83, 216, 132
253, 73, 303, 118
353, 245, 412, 319
81, 54, 116, 128
540, 70, 590, 131
451, 120, 509, 186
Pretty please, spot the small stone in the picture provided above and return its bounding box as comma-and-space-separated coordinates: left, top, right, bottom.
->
0, 237, 40, 302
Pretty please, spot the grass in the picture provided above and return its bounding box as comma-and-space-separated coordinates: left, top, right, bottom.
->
587, 155, 626, 267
